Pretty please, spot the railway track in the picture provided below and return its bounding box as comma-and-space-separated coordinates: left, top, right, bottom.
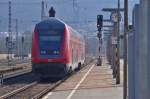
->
0, 72, 38, 97
1, 75, 74, 99
0, 76, 67, 99
0, 81, 37, 99
0, 58, 30, 66
0, 58, 94, 99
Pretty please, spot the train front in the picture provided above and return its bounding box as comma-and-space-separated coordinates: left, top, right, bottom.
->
32, 18, 69, 78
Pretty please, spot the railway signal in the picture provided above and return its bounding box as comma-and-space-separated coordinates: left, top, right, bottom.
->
6, 37, 11, 49
96, 15, 103, 66
97, 15, 103, 31
97, 32, 102, 39
21, 36, 24, 43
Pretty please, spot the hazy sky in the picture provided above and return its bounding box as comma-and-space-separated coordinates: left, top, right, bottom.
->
0, 0, 139, 32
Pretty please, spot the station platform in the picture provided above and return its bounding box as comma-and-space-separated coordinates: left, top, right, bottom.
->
42, 59, 123, 99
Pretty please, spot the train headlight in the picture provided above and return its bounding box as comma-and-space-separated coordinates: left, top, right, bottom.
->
57, 51, 59, 54
41, 50, 46, 54
54, 50, 59, 54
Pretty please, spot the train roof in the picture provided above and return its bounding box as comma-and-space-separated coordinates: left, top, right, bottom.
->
35, 18, 84, 41
67, 26, 84, 41
36, 18, 65, 30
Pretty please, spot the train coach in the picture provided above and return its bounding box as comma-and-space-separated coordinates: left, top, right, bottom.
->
32, 18, 85, 78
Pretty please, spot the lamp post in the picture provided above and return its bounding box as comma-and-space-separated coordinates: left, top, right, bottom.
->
116, 0, 121, 85
124, 0, 128, 99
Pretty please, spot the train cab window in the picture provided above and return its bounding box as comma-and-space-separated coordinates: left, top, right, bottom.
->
38, 30, 63, 56
39, 35, 61, 42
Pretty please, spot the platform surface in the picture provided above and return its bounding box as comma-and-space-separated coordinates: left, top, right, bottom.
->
42, 59, 123, 99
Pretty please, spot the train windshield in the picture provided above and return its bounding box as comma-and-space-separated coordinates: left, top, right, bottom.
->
38, 30, 63, 57
39, 36, 61, 42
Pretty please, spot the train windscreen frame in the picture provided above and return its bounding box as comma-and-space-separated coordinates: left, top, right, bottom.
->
38, 29, 63, 58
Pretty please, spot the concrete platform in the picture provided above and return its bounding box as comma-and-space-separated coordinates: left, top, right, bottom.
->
42, 59, 123, 99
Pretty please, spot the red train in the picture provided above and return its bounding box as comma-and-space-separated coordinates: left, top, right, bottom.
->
32, 18, 85, 78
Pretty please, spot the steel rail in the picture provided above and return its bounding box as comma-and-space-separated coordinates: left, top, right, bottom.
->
0, 81, 37, 99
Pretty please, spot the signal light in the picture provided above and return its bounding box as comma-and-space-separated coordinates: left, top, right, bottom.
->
97, 32, 102, 38
6, 37, 9, 42
21, 36, 24, 43
97, 15, 103, 29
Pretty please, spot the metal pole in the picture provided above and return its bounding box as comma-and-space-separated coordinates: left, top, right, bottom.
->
112, 23, 116, 78
97, 32, 102, 66
15, 19, 18, 58
41, 0, 45, 20
72, 0, 78, 28
116, 0, 120, 84
8, 1, 12, 66
124, 0, 128, 99
21, 36, 24, 60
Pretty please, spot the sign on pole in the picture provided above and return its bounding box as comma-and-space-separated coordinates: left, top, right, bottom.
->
112, 36, 117, 45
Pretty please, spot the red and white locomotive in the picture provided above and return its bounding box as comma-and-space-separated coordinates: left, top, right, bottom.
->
32, 18, 85, 77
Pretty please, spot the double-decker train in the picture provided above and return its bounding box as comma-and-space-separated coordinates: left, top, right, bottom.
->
32, 18, 85, 78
